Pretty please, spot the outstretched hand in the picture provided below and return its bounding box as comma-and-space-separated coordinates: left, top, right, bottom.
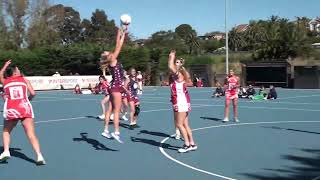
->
4, 59, 11, 67
169, 50, 176, 59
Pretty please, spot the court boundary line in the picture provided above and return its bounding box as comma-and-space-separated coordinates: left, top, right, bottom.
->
0, 104, 211, 127
159, 120, 320, 180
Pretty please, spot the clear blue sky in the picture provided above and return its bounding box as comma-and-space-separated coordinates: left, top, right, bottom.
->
52, 0, 320, 39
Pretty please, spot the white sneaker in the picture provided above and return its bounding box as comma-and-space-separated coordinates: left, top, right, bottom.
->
122, 115, 128, 121
36, 154, 46, 165
111, 132, 123, 144
0, 151, 10, 162
190, 144, 198, 151
175, 134, 181, 140
234, 118, 239, 122
101, 131, 111, 139
222, 118, 229, 122
98, 114, 105, 119
178, 145, 192, 153
110, 114, 114, 120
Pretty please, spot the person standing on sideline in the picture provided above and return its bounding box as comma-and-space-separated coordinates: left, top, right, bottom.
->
223, 69, 240, 122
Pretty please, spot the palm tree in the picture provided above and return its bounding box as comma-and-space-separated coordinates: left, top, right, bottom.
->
228, 27, 245, 51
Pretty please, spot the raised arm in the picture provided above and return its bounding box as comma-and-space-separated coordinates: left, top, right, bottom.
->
112, 26, 127, 61
168, 50, 177, 73
0, 60, 11, 84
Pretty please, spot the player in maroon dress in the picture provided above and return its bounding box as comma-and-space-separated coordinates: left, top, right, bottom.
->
99, 26, 128, 143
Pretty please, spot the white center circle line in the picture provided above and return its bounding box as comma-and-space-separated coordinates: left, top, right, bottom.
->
159, 120, 320, 180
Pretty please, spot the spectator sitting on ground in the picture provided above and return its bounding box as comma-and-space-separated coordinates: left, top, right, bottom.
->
246, 84, 256, 98
81, 84, 94, 95
267, 85, 277, 100
193, 74, 198, 87
197, 77, 203, 88
74, 84, 81, 94
93, 83, 101, 94
238, 86, 248, 98
212, 82, 224, 98
250, 85, 267, 100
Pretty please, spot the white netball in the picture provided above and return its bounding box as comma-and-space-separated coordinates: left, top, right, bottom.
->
120, 14, 131, 25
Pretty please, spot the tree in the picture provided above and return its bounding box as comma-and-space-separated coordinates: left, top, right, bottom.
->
244, 16, 311, 60
228, 27, 246, 51
4, 0, 29, 49
175, 24, 199, 54
87, 9, 117, 45
0, 0, 10, 49
27, 0, 53, 48
42, 4, 81, 45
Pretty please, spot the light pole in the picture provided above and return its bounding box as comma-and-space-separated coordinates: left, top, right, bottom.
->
225, 0, 229, 74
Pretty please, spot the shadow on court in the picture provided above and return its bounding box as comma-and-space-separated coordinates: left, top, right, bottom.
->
200, 117, 223, 121
130, 136, 179, 151
85, 115, 100, 120
73, 133, 118, 151
262, 126, 320, 135
241, 148, 320, 180
0, 146, 37, 164
138, 130, 171, 138
85, 115, 140, 130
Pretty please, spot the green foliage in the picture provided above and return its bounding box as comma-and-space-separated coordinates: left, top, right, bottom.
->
0, 3, 318, 79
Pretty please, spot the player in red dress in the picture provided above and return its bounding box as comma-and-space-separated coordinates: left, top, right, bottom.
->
0, 60, 45, 165
223, 69, 240, 122
98, 75, 110, 119
168, 50, 197, 153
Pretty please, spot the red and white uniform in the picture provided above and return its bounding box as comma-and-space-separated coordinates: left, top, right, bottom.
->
170, 74, 191, 112
136, 74, 143, 84
3, 76, 34, 120
100, 80, 110, 96
225, 76, 239, 100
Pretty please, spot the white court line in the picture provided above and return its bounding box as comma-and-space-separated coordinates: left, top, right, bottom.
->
278, 94, 320, 100
159, 120, 320, 180
29, 97, 320, 112
0, 104, 210, 127
312, 176, 320, 180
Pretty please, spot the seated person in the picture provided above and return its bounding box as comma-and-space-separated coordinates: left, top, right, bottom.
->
250, 86, 267, 100
74, 84, 82, 94
267, 85, 277, 100
238, 86, 247, 98
212, 83, 224, 97
197, 78, 203, 88
93, 83, 101, 94
246, 84, 256, 98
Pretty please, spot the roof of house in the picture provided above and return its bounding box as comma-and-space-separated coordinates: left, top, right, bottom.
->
235, 24, 249, 32
309, 17, 320, 24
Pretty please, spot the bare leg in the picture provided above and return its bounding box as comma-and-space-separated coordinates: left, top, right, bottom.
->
175, 112, 190, 146
21, 118, 42, 156
2, 120, 18, 152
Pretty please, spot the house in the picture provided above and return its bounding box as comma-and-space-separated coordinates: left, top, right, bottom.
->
234, 24, 249, 33
198, 32, 225, 41
309, 17, 320, 32
133, 39, 147, 47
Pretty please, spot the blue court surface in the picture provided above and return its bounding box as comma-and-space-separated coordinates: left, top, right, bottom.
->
1, 87, 320, 180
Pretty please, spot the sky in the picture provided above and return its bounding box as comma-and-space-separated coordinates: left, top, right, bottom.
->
52, 0, 320, 39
